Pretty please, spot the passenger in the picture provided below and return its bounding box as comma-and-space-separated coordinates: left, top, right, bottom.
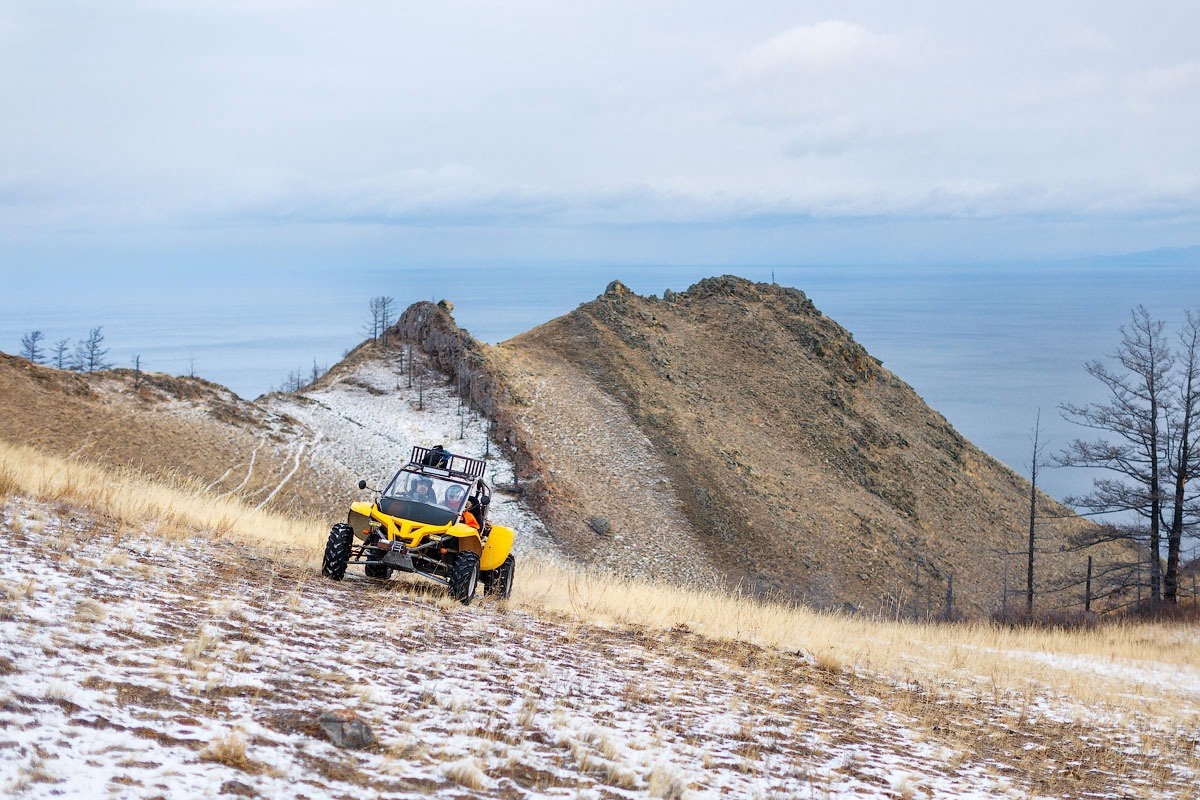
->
461, 507, 480, 530
445, 485, 480, 529
464, 495, 484, 530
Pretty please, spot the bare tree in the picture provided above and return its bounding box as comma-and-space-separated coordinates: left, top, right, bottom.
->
365, 298, 380, 342
1164, 311, 1200, 602
1026, 409, 1046, 615
132, 354, 143, 389
1059, 306, 1177, 603
74, 326, 113, 373
378, 296, 395, 346
19, 330, 45, 363
363, 296, 397, 345
50, 338, 71, 369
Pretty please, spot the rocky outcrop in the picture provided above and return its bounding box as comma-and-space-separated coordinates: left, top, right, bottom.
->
389, 302, 559, 536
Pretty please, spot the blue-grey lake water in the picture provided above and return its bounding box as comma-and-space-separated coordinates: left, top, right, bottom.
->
3, 259, 1198, 512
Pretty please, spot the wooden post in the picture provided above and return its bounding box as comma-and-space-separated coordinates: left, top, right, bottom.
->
914, 559, 921, 619
1085, 555, 1093, 612
945, 574, 954, 619
1002, 558, 1009, 616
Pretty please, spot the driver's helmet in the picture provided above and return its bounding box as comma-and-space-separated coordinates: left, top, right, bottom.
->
444, 484, 466, 509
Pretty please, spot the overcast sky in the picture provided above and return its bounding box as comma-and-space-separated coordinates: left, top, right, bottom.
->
1, 1, 1197, 267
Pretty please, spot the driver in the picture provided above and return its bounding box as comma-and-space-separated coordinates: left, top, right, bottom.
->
410, 478, 437, 505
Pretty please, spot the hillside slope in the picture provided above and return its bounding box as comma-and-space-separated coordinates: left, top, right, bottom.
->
0, 349, 549, 554
470, 278, 1109, 614
0, 353, 337, 513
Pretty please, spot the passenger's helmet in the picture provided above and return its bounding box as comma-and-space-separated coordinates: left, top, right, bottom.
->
445, 485, 466, 507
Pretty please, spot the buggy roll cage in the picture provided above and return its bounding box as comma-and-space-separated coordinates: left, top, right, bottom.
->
408, 445, 487, 481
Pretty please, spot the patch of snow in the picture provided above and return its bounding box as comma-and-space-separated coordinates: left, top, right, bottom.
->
264, 352, 557, 558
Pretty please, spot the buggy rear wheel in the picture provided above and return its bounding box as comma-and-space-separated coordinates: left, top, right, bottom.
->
482, 554, 515, 599
321, 524, 353, 581
450, 551, 480, 605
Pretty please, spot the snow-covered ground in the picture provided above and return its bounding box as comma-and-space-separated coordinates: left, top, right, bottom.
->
264, 353, 557, 558
3, 497, 1198, 799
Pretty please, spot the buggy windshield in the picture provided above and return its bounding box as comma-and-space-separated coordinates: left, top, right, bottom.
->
378, 469, 469, 525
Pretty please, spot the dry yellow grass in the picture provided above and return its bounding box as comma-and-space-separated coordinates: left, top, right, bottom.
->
514, 557, 1200, 726
0, 440, 325, 557
4, 437, 1198, 733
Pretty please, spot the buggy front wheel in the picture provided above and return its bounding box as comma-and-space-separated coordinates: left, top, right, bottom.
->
321, 524, 353, 581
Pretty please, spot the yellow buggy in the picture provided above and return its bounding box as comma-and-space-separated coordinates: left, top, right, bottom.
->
320, 446, 515, 604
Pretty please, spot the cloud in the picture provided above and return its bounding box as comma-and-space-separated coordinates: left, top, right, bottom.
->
1061, 26, 1116, 52
1130, 60, 1200, 95
730, 20, 907, 82
780, 115, 864, 157
0, 2, 1196, 263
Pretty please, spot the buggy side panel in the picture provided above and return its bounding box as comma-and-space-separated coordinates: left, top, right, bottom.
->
445, 523, 483, 556
348, 503, 377, 540
480, 525, 515, 572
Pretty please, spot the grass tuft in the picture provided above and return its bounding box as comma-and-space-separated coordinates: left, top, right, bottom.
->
200, 730, 266, 774
0, 462, 18, 498
444, 757, 488, 790
647, 762, 689, 800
